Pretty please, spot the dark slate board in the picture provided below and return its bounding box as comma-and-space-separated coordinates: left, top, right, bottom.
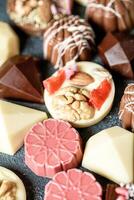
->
0, 1, 133, 200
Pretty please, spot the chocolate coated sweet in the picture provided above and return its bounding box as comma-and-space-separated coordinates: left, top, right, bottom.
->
105, 184, 118, 200
119, 83, 134, 132
43, 15, 95, 68
0, 55, 44, 103
7, 0, 73, 36
86, 0, 134, 32
98, 32, 134, 79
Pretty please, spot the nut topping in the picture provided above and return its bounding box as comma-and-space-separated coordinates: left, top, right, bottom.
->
52, 86, 95, 122
0, 180, 17, 200
69, 72, 94, 86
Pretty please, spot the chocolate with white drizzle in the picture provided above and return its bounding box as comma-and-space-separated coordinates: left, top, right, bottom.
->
86, 0, 134, 32
119, 83, 134, 132
43, 15, 95, 68
7, 0, 73, 36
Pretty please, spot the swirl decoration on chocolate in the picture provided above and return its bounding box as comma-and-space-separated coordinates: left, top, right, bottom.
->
43, 15, 95, 68
86, 0, 134, 32
119, 83, 134, 131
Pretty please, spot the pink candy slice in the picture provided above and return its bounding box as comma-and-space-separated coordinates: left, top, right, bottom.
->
24, 119, 82, 178
44, 169, 102, 200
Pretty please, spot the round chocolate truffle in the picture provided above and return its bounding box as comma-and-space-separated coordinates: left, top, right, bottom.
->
119, 83, 134, 132
43, 15, 95, 68
7, 0, 73, 36
86, 0, 134, 32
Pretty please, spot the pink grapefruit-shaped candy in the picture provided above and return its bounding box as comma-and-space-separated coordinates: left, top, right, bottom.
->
44, 168, 102, 200
24, 119, 82, 177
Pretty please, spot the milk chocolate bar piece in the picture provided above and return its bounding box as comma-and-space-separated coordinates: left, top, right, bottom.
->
98, 32, 134, 79
0, 55, 44, 103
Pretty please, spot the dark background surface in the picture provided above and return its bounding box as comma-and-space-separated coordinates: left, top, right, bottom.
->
0, 0, 132, 199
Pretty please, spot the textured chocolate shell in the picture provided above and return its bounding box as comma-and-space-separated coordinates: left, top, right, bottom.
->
86, 0, 134, 32
119, 84, 134, 132
43, 15, 95, 68
7, 0, 73, 36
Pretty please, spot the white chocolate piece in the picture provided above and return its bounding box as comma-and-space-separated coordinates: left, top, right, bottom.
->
0, 166, 26, 200
82, 126, 134, 184
0, 100, 47, 155
75, 0, 88, 6
44, 62, 115, 128
0, 22, 19, 66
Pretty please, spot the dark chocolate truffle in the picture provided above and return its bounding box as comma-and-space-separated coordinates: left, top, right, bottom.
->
7, 0, 73, 36
86, 0, 134, 32
43, 15, 95, 68
0, 55, 44, 103
119, 83, 134, 132
98, 32, 134, 79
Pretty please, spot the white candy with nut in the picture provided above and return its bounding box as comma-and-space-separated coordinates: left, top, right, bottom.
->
0, 167, 26, 200
44, 62, 115, 128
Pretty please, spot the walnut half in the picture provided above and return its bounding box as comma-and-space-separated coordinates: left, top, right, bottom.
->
52, 86, 95, 122
0, 180, 17, 200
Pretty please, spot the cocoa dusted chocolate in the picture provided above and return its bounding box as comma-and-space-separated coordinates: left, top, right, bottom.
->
0, 55, 44, 103
98, 32, 134, 79
7, 0, 73, 36
43, 15, 95, 68
86, 0, 134, 32
119, 83, 134, 132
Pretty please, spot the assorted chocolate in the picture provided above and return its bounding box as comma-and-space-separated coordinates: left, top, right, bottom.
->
0, 55, 44, 103
86, 0, 134, 32
7, 0, 73, 36
44, 61, 115, 127
43, 15, 95, 68
0, 22, 19, 66
0, 1, 133, 199
82, 126, 134, 184
119, 83, 134, 132
99, 32, 134, 79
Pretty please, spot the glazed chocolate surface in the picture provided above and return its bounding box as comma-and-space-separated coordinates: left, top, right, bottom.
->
99, 32, 134, 79
0, 1, 133, 200
0, 55, 44, 103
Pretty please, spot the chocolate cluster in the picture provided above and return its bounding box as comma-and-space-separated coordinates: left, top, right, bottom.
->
43, 15, 95, 68
119, 84, 134, 132
86, 0, 134, 32
7, 0, 73, 36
